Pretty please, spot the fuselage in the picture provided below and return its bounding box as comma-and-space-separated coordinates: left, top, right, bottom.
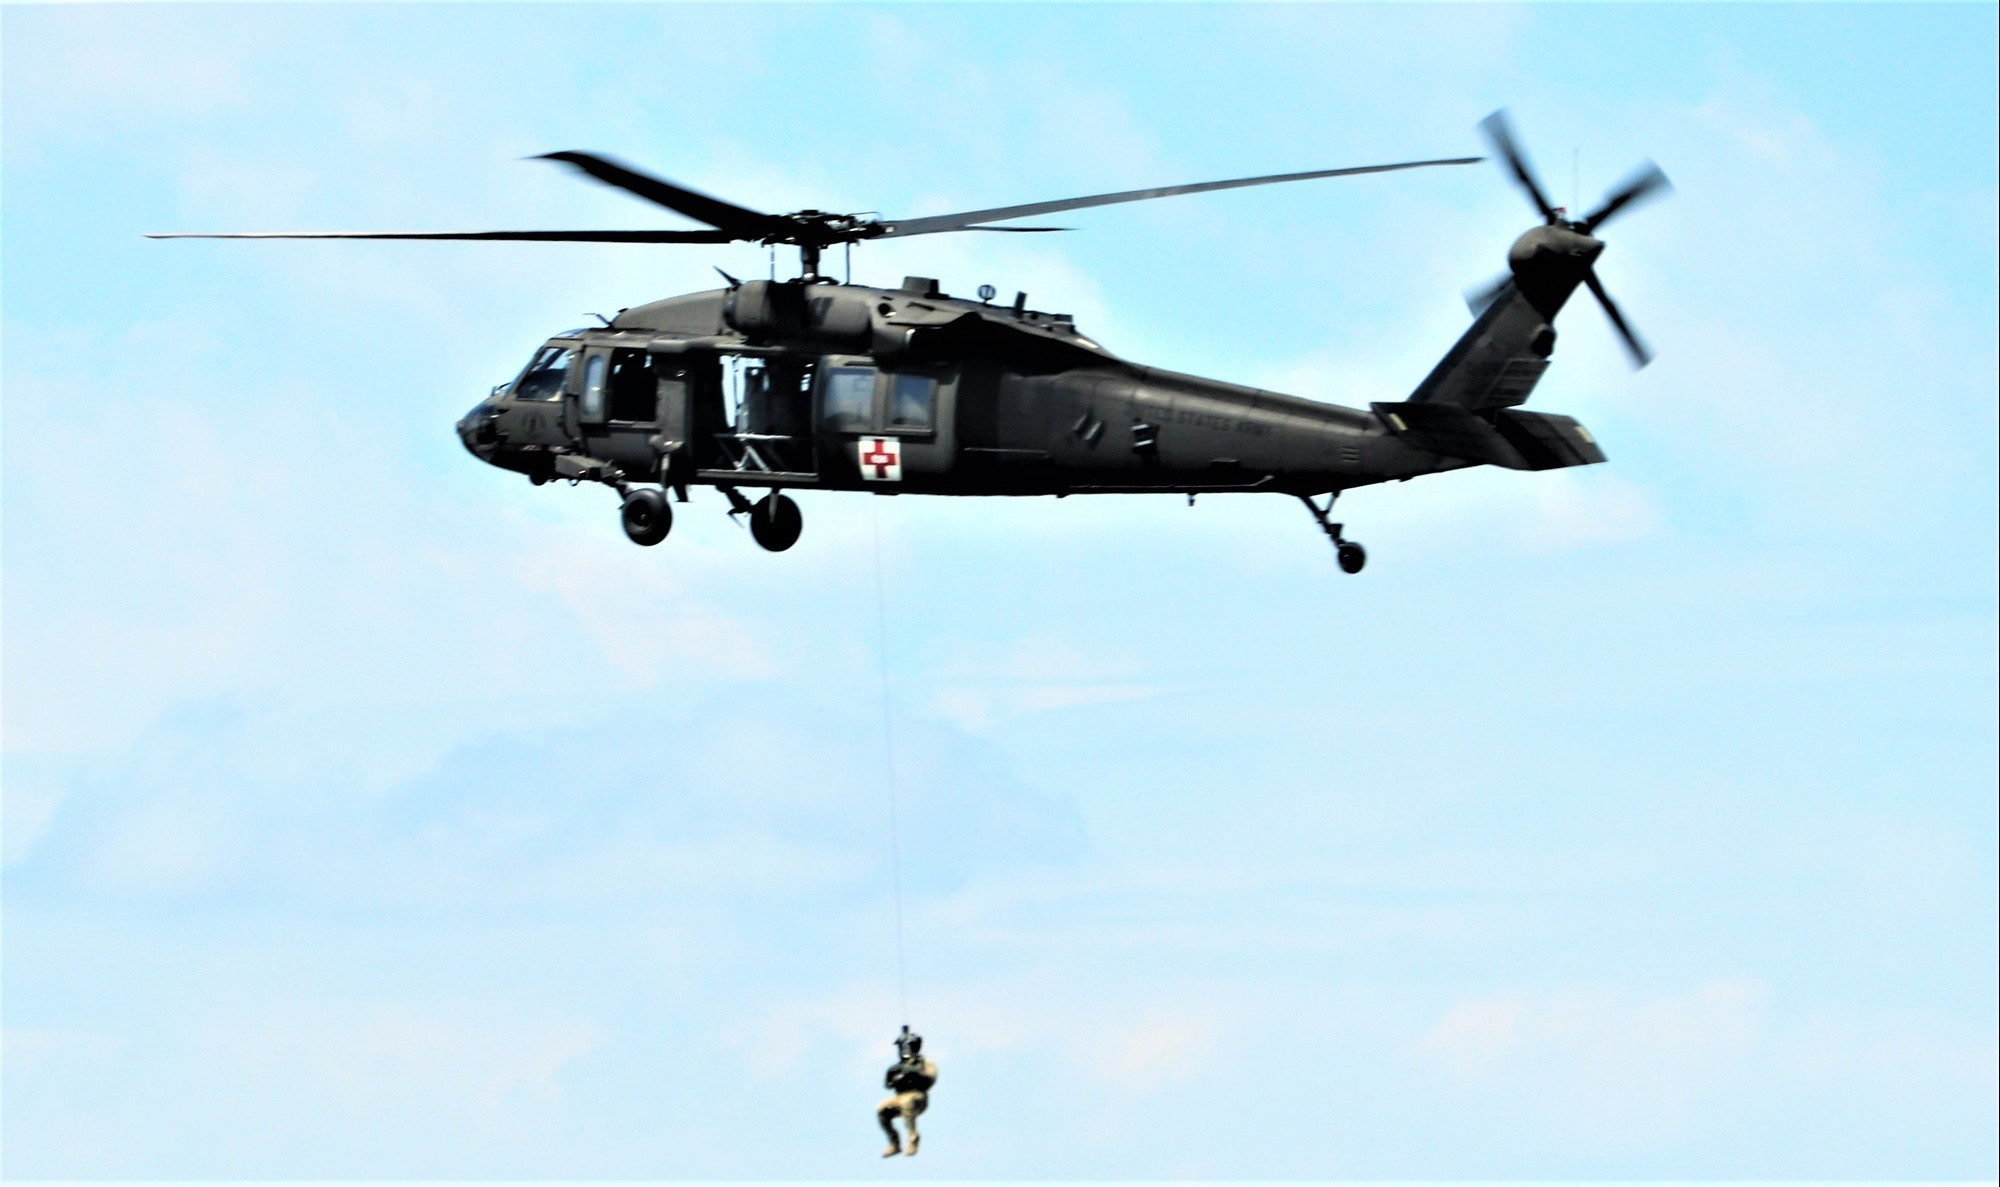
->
456, 276, 1464, 500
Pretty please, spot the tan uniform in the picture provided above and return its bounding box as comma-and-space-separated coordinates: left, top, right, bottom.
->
876, 1056, 937, 1155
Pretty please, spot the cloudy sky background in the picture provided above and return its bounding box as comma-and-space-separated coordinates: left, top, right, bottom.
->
4, 2, 1995, 1178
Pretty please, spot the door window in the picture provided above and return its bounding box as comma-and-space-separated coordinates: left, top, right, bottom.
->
888, 373, 936, 431
822, 365, 876, 430
580, 353, 609, 419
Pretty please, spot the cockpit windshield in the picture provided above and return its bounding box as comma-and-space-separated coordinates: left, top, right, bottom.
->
514, 346, 574, 401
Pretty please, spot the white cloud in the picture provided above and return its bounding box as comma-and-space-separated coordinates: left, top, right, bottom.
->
1, 1025, 121, 1085
2, 7, 249, 138
1518, 470, 1664, 551
1098, 1010, 1211, 1089
1416, 980, 1768, 1152
256, 1003, 604, 1112
511, 523, 781, 686
82, 781, 238, 895
922, 631, 1167, 730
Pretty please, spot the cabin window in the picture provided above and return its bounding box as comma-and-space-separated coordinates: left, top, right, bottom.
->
888, 373, 936, 431
580, 354, 609, 419
608, 348, 656, 421
515, 346, 574, 401
822, 365, 876, 430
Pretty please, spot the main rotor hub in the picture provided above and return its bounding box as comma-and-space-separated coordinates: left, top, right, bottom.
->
763, 210, 881, 249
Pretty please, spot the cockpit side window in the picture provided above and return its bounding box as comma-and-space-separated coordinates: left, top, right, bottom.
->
514, 346, 574, 401
821, 365, 877, 430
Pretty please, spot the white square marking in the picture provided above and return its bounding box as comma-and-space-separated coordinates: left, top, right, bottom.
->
858, 436, 902, 482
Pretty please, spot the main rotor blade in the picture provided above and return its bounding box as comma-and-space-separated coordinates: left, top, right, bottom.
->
1478, 110, 1558, 224
535, 152, 781, 239
146, 229, 736, 242
1582, 268, 1652, 368
874, 157, 1482, 239
1579, 161, 1673, 234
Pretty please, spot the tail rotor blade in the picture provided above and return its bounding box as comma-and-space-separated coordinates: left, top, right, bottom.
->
1580, 161, 1672, 234
1464, 272, 1514, 315
1582, 268, 1652, 369
1479, 109, 1559, 223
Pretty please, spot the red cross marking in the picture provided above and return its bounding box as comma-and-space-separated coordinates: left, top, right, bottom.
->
861, 438, 898, 479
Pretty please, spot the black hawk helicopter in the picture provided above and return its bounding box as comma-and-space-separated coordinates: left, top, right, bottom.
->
153, 111, 1669, 572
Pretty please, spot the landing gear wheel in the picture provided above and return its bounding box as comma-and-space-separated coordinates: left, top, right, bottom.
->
748, 493, 802, 552
1337, 541, 1367, 574
621, 488, 671, 546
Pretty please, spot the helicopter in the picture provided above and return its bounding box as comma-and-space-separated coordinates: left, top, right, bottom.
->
151, 111, 1669, 573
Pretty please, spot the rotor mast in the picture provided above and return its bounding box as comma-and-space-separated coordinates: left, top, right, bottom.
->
773, 210, 861, 281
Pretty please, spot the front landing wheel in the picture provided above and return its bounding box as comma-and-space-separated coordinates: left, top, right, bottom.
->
749, 493, 802, 552
621, 489, 672, 546
1337, 541, 1367, 574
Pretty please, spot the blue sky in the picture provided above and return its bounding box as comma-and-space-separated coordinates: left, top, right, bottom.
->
3, 2, 1995, 1178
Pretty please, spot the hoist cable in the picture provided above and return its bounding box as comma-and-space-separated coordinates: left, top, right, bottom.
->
871, 502, 910, 1026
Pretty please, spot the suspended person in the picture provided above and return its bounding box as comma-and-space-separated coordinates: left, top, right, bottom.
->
876, 1026, 937, 1157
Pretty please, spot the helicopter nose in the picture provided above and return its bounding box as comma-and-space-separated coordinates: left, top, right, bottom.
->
457, 397, 500, 458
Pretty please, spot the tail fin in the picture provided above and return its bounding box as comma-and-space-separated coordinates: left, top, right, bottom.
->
1375, 268, 1604, 470
1406, 278, 1559, 411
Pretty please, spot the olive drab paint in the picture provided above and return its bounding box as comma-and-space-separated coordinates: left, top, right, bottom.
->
153, 111, 1669, 568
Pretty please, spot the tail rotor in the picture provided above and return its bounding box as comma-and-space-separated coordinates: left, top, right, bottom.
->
1477, 109, 1672, 368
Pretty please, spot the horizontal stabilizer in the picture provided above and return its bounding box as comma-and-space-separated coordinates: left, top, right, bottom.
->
1492, 410, 1605, 469
1374, 403, 1604, 470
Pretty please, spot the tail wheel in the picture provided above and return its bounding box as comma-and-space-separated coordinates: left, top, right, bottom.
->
1337, 541, 1367, 574
621, 488, 671, 546
749, 493, 802, 552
